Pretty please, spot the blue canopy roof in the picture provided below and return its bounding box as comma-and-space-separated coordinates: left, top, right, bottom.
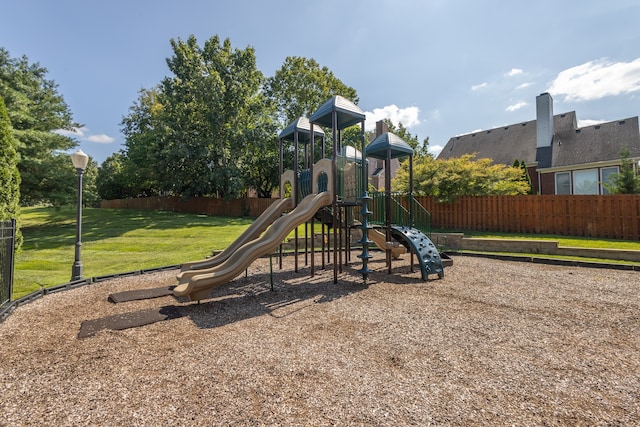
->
309, 95, 365, 130
278, 117, 325, 142
366, 132, 414, 159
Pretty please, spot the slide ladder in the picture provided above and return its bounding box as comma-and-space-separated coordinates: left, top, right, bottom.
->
390, 226, 444, 280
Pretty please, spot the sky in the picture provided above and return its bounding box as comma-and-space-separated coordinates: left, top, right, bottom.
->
2, 0, 639, 164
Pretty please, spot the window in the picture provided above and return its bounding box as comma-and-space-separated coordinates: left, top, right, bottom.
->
555, 172, 571, 194
573, 169, 598, 195
600, 167, 619, 194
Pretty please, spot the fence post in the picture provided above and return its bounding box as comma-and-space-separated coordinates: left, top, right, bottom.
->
1, 219, 16, 306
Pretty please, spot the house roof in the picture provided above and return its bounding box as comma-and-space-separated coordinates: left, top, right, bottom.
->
550, 116, 640, 169
438, 112, 640, 169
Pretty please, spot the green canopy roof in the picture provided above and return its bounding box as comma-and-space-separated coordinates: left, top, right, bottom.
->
366, 132, 414, 159
278, 117, 325, 142
309, 95, 365, 130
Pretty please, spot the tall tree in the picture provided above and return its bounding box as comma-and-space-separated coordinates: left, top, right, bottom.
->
0, 95, 22, 248
120, 35, 267, 199
264, 56, 359, 127
0, 48, 80, 205
119, 87, 165, 196
97, 151, 135, 200
238, 100, 281, 197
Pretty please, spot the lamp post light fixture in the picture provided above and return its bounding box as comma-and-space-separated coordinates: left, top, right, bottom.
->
71, 149, 89, 281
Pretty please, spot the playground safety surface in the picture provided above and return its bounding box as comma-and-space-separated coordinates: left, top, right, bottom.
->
1, 253, 639, 425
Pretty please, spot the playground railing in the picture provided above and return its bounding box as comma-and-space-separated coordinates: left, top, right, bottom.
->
369, 192, 431, 237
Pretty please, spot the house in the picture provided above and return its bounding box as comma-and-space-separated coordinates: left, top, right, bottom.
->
437, 93, 640, 194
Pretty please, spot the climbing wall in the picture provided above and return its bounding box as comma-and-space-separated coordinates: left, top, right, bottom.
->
390, 226, 444, 280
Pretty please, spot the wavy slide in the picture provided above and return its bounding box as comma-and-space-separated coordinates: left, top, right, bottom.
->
174, 192, 332, 301
369, 227, 407, 259
180, 197, 294, 272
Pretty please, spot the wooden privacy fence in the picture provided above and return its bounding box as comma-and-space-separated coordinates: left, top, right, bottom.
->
416, 194, 640, 241
102, 194, 640, 241
101, 196, 277, 218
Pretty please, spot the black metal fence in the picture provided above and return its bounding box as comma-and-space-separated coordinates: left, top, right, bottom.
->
1, 220, 16, 307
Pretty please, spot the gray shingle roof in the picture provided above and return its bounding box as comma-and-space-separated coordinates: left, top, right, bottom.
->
438, 112, 640, 169
551, 116, 640, 168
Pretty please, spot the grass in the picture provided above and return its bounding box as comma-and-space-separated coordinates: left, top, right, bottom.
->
10, 207, 639, 300
14, 207, 255, 299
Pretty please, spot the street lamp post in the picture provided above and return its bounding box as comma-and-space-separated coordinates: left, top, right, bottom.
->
71, 149, 89, 281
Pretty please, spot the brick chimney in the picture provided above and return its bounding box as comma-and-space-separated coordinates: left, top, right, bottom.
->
375, 120, 389, 137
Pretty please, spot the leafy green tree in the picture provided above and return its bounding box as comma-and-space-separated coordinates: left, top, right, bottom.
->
0, 48, 80, 205
28, 153, 99, 207
0, 95, 22, 248
97, 152, 133, 200
120, 35, 268, 199
513, 159, 534, 194
393, 154, 530, 202
119, 87, 165, 196
604, 147, 640, 194
265, 56, 360, 176
81, 158, 100, 207
264, 56, 359, 127
239, 101, 281, 197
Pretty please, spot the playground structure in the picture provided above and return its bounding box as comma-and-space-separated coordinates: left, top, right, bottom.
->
175, 96, 447, 301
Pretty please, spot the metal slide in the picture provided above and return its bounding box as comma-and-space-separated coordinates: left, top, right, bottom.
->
174, 192, 332, 301
180, 197, 294, 272
390, 226, 444, 280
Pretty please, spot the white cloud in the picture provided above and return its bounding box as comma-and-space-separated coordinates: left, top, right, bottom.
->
505, 68, 523, 77
548, 57, 640, 102
577, 119, 605, 128
516, 82, 533, 90
456, 129, 483, 137
87, 134, 115, 144
54, 127, 87, 138
471, 82, 488, 91
506, 101, 527, 112
364, 105, 420, 132
54, 126, 115, 144
429, 144, 444, 157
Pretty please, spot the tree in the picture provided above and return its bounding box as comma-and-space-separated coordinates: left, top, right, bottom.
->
120, 35, 268, 199
97, 152, 133, 200
393, 154, 530, 202
264, 56, 359, 127
0, 95, 22, 248
264, 56, 360, 177
0, 48, 80, 205
605, 147, 640, 194
119, 87, 166, 197
238, 100, 281, 197
116, 43, 360, 200
513, 159, 534, 194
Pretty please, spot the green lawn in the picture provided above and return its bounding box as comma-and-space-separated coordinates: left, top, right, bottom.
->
14, 207, 255, 299
11, 207, 640, 300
